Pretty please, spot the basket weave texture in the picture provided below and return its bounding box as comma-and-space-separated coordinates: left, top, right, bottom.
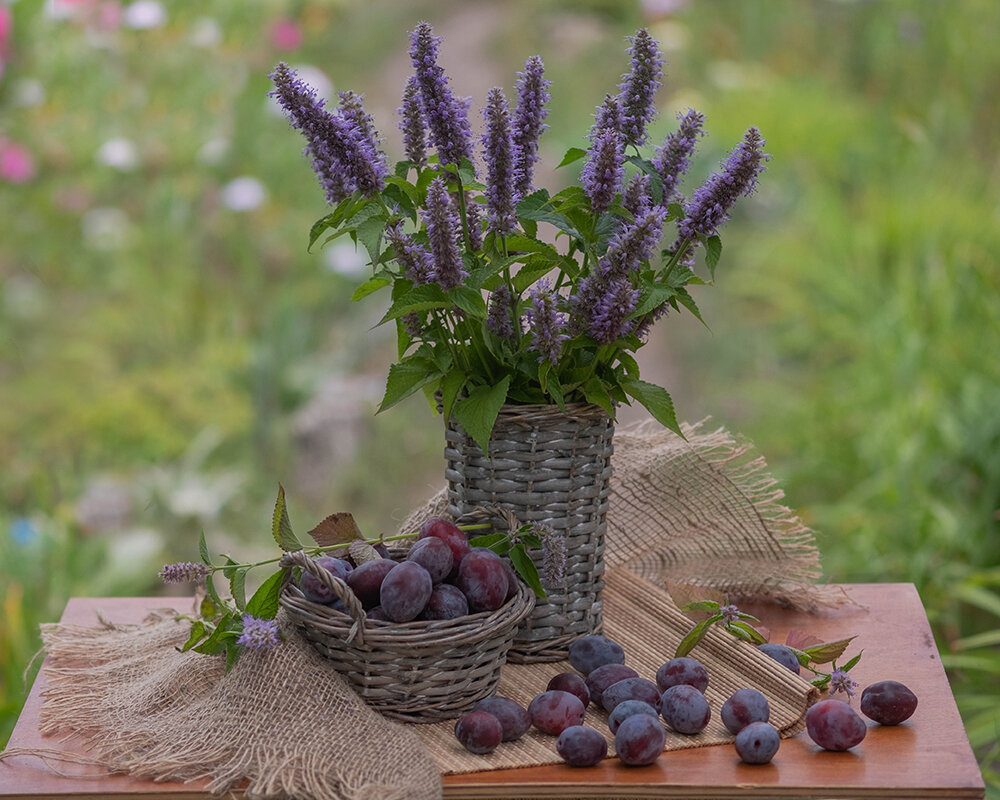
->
279, 549, 535, 722
445, 402, 614, 662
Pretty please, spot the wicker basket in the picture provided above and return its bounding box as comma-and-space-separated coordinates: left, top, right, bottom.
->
445, 402, 614, 663
278, 549, 535, 722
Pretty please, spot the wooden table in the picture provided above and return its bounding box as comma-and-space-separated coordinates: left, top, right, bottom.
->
0, 584, 986, 799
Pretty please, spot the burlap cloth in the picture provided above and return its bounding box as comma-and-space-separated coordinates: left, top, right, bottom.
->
1, 422, 828, 799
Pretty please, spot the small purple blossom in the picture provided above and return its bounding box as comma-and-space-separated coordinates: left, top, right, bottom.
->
679, 126, 769, 240
525, 280, 569, 365
385, 222, 434, 285
720, 603, 740, 624
512, 55, 550, 198
539, 524, 567, 588
423, 176, 467, 290
590, 94, 624, 141
464, 194, 484, 252
653, 109, 705, 203
589, 277, 640, 344
237, 614, 280, 653
581, 126, 624, 215
829, 668, 858, 699
397, 75, 426, 165
617, 28, 663, 147
623, 173, 652, 218
599, 205, 668, 279
408, 22, 474, 169
487, 283, 518, 341
158, 561, 210, 584
482, 87, 517, 236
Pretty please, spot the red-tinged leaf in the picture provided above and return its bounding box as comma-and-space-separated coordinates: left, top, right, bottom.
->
308, 512, 363, 548
785, 627, 824, 650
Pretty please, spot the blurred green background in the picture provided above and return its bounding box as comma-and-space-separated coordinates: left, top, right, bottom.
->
1, 0, 998, 791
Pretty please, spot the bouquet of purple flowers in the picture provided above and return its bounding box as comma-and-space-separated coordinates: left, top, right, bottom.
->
271, 22, 768, 451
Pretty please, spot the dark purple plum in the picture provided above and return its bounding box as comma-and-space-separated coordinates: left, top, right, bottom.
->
379, 561, 433, 622
556, 725, 608, 767
547, 672, 591, 708
805, 699, 867, 751
569, 635, 626, 675
660, 684, 711, 735
454, 711, 503, 754
406, 536, 454, 584
345, 558, 395, 609
473, 696, 531, 742
528, 690, 586, 735
608, 700, 659, 735
420, 583, 470, 620
721, 688, 770, 734
300, 556, 353, 605
614, 713, 666, 766
585, 664, 639, 708
419, 517, 471, 575
499, 557, 520, 601
365, 605, 389, 622
757, 643, 801, 675
735, 721, 781, 764
601, 677, 661, 713
860, 680, 918, 725
655, 656, 709, 694
457, 549, 509, 612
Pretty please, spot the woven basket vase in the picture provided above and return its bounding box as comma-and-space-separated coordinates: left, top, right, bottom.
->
445, 402, 614, 662
279, 549, 535, 722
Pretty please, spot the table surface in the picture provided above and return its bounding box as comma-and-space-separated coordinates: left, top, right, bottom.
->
0, 584, 986, 800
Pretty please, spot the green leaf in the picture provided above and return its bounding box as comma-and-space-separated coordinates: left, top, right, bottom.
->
468, 532, 510, 553
666, 202, 686, 221
379, 283, 450, 324
193, 612, 235, 656
449, 285, 488, 318
515, 188, 551, 215
224, 641, 242, 672
681, 600, 722, 613
672, 286, 709, 329
583, 376, 615, 418
726, 620, 768, 645
356, 213, 387, 265
632, 282, 676, 318
675, 618, 715, 658
204, 573, 225, 612
841, 650, 864, 672
508, 543, 547, 601
230, 566, 247, 612
377, 358, 440, 413
546, 371, 566, 411
199, 531, 211, 566
271, 484, 303, 552
351, 275, 392, 302
556, 146, 588, 168
802, 636, 857, 665
621, 378, 682, 437
704, 234, 722, 279
244, 569, 285, 620
451, 375, 511, 453
512, 259, 559, 293
440, 367, 466, 424
179, 620, 207, 652
199, 595, 218, 620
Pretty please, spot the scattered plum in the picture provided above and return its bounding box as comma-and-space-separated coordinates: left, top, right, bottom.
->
473, 696, 531, 741
454, 710, 503, 754
608, 700, 659, 735
757, 643, 801, 675
585, 664, 639, 708
547, 672, 591, 708
655, 656, 710, 694
379, 561, 433, 622
528, 690, 586, 735
600, 677, 661, 713
721, 688, 770, 734
735, 721, 780, 764
614, 713, 666, 766
569, 634, 626, 675
805, 699, 867, 751
860, 680, 918, 725
660, 684, 711, 735
556, 725, 608, 767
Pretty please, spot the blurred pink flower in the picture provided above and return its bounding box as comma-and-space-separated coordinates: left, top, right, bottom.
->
270, 18, 302, 52
0, 140, 36, 183
0, 5, 12, 74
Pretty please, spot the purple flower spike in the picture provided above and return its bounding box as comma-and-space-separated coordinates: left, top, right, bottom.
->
591, 94, 624, 141
408, 22, 475, 169
601, 205, 668, 278
423, 176, 467, 289
589, 277, 640, 345
487, 283, 518, 341
512, 55, 550, 198
653, 109, 705, 203
829, 668, 859, 699
617, 28, 663, 147
525, 280, 569, 365
464, 194, 484, 252
385, 222, 435, 285
398, 75, 426, 165
482, 87, 517, 236
581, 126, 624, 216
238, 614, 280, 653
158, 561, 210, 584
623, 173, 652, 218
679, 126, 769, 240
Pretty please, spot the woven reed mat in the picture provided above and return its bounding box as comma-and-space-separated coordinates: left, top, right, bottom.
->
417, 567, 819, 774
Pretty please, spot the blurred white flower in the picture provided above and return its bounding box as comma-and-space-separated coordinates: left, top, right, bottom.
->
96, 137, 139, 171
2, 274, 46, 320
197, 137, 229, 165
189, 17, 222, 48
221, 176, 267, 211
123, 0, 166, 30
11, 78, 46, 108
82, 207, 130, 249
324, 239, 366, 276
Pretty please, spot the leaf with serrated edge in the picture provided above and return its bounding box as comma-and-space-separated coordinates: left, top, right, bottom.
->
675, 618, 715, 658
308, 512, 363, 548
621, 378, 682, 437
508, 543, 546, 601
244, 570, 284, 620
452, 376, 511, 453
727, 620, 768, 645
199, 531, 211, 566
230, 567, 247, 611
841, 650, 863, 672
468, 533, 509, 553
348, 540, 381, 565
179, 620, 207, 652
556, 146, 587, 168
802, 636, 857, 665
271, 485, 303, 552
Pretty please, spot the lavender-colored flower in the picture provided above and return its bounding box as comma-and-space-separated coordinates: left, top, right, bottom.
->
158, 561, 210, 584
720, 603, 740, 624
269, 62, 386, 201
408, 22, 474, 169
539, 524, 567, 588
525, 280, 569, 365
653, 109, 705, 203
581, 126, 624, 216
512, 55, 550, 198
589, 277, 640, 344
617, 28, 663, 147
464, 194, 484, 252
623, 173, 652, 218
397, 75, 426, 165
679, 126, 769, 240
482, 87, 517, 236
590, 94, 624, 141
599, 205, 668, 279
237, 614, 280, 653
487, 283, 518, 341
829, 668, 859, 699
385, 222, 434, 285
423, 176, 466, 289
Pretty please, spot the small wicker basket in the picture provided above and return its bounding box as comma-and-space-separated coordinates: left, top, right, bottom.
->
278, 549, 535, 722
